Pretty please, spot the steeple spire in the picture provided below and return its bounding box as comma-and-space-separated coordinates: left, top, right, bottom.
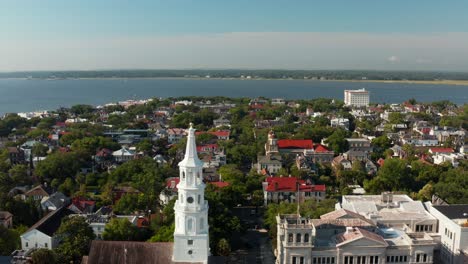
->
178, 123, 203, 168
173, 122, 210, 263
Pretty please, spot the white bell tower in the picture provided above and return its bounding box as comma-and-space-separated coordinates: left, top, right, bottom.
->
173, 123, 210, 263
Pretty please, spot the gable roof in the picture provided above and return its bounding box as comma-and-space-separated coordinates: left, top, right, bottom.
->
429, 147, 454, 154
320, 209, 367, 221
25, 184, 54, 197
24, 207, 73, 237
85, 241, 180, 264
314, 144, 331, 153
277, 139, 313, 150
335, 227, 387, 247
165, 177, 180, 191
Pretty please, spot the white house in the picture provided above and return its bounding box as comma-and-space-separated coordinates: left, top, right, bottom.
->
21, 207, 73, 250
433, 153, 465, 167
167, 128, 187, 144
112, 147, 136, 163
330, 118, 350, 130
426, 203, 468, 264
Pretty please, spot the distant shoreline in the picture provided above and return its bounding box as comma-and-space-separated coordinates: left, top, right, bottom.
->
2, 77, 468, 86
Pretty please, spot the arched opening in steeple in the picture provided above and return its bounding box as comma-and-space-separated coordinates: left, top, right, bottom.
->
187, 218, 193, 232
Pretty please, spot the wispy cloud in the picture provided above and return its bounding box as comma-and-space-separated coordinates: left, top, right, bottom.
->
1, 32, 468, 71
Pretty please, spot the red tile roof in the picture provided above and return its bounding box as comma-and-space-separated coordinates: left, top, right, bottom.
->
420, 127, 431, 134
196, 130, 230, 138
277, 139, 313, 149
429, 147, 454, 154
377, 158, 385, 167
96, 148, 112, 157
265, 177, 325, 192
55, 122, 67, 127
314, 144, 331, 153
71, 197, 96, 212
165, 178, 180, 191
136, 217, 149, 228
209, 181, 230, 188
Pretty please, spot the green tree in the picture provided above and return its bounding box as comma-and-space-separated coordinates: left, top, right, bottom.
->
32, 142, 49, 157
71, 136, 119, 155
102, 218, 141, 241
35, 152, 84, 183
325, 129, 349, 154
113, 193, 144, 214
26, 129, 49, 139
433, 167, 468, 204
70, 104, 95, 115
54, 216, 95, 263
31, 248, 57, 264
8, 164, 30, 185
136, 139, 154, 154
58, 177, 76, 196
0, 225, 21, 255
364, 158, 411, 193
216, 238, 231, 256
388, 112, 405, 124
218, 164, 244, 183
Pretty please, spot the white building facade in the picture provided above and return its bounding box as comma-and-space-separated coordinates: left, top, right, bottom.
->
426, 204, 468, 264
276, 212, 436, 264
344, 88, 370, 107
173, 124, 210, 263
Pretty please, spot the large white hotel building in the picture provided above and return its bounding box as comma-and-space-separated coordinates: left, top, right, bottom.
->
344, 88, 370, 107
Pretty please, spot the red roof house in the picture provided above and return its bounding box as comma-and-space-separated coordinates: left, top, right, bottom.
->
263, 176, 326, 204
209, 181, 230, 188
428, 148, 454, 154
277, 139, 314, 150
196, 130, 230, 140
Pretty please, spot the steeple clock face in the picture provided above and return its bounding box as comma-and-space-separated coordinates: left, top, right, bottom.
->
187, 196, 194, 204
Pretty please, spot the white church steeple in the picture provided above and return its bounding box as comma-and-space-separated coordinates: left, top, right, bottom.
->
173, 123, 210, 263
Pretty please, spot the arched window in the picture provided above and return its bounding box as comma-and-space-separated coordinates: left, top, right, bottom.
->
304, 233, 309, 243
182, 171, 186, 179
288, 233, 293, 242
200, 218, 204, 230
296, 233, 301, 243
198, 195, 201, 204
187, 218, 193, 231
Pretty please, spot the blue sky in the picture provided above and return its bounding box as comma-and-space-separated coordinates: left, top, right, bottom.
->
2, 0, 468, 71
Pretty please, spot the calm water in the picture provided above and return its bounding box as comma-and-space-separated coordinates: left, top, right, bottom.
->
0, 78, 467, 114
